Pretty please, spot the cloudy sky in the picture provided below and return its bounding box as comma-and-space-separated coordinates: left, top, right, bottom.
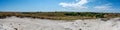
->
0, 0, 120, 13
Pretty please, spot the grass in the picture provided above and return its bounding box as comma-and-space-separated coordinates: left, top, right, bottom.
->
0, 12, 120, 20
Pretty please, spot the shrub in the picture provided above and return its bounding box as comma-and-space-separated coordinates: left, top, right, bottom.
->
65, 12, 79, 16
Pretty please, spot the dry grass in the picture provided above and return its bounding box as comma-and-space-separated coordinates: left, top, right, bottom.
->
0, 12, 120, 20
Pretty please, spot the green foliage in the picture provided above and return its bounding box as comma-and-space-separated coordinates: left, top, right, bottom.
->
64, 12, 79, 16
64, 12, 106, 18
0, 12, 119, 20
95, 14, 105, 18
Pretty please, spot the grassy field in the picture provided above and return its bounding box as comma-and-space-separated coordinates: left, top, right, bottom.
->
0, 12, 120, 20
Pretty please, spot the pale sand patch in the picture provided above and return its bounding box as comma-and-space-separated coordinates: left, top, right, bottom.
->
0, 16, 120, 30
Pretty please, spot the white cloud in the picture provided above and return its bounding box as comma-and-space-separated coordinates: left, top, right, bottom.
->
59, 0, 114, 10
59, 0, 88, 9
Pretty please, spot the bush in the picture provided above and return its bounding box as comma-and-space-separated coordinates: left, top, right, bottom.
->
65, 12, 79, 16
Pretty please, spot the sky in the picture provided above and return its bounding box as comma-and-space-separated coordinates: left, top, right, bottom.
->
0, 0, 120, 13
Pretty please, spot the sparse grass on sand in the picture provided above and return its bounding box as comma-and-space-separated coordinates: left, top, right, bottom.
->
0, 12, 120, 20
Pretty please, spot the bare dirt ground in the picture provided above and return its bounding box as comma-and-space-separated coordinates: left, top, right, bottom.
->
0, 16, 120, 30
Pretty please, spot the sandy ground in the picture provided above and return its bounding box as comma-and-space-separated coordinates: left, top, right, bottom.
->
0, 16, 120, 30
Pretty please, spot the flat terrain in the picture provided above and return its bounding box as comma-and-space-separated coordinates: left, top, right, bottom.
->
0, 12, 120, 20
0, 12, 120, 30
0, 17, 120, 30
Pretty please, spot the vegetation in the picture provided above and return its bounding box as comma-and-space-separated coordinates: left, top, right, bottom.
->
0, 12, 120, 20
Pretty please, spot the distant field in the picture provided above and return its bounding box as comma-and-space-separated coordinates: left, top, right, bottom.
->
0, 12, 120, 20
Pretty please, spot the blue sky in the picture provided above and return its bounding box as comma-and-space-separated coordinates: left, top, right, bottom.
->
0, 0, 120, 13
